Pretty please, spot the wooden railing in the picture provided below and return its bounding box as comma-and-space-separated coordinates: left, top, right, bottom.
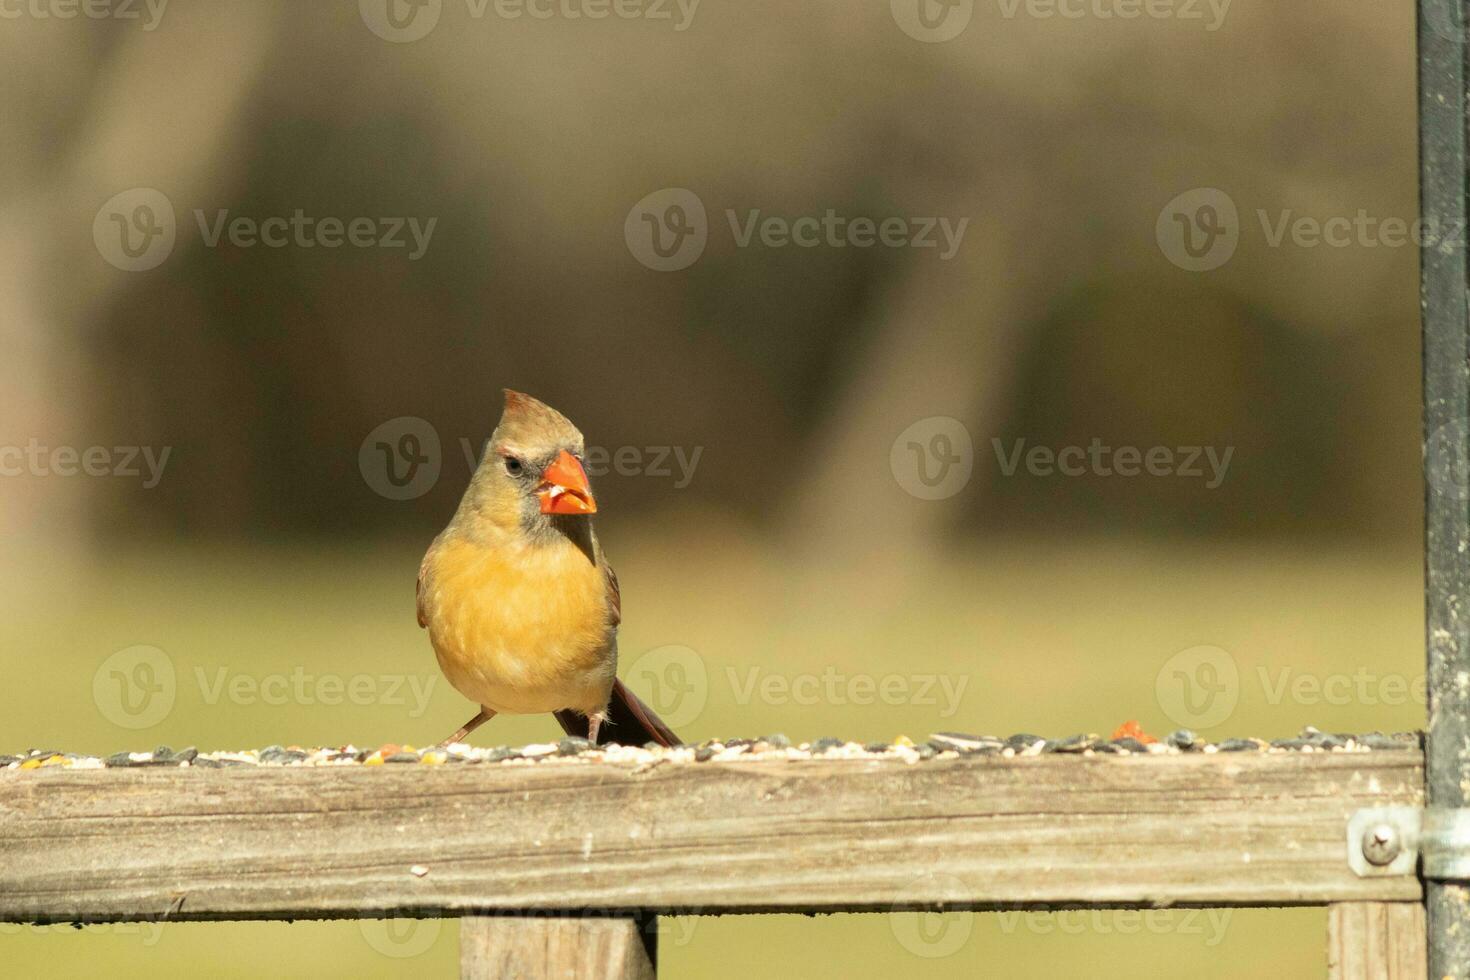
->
0, 750, 1428, 977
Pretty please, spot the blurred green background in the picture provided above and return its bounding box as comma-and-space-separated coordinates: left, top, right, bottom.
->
0, 0, 1423, 977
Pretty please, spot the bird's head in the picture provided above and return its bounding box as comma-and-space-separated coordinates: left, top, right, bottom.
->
478, 390, 597, 525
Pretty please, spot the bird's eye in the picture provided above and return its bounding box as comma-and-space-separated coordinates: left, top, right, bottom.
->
503, 456, 523, 476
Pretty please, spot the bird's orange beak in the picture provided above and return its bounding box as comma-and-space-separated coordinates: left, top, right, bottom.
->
537, 450, 597, 515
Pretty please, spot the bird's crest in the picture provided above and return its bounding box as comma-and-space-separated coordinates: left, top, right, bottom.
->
495, 390, 584, 449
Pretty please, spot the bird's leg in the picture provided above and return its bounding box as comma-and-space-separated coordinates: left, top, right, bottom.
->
440, 707, 496, 747
586, 711, 606, 746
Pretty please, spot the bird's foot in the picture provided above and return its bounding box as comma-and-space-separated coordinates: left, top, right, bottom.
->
439, 706, 496, 748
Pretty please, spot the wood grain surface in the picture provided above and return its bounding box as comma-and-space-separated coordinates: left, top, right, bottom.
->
0, 752, 1424, 923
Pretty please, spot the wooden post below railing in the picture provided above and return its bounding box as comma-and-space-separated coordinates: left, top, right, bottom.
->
460, 915, 655, 980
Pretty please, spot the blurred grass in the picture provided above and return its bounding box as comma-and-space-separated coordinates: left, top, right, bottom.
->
0, 529, 1423, 978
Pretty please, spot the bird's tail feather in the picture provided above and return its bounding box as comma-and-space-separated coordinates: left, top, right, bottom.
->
556, 678, 680, 747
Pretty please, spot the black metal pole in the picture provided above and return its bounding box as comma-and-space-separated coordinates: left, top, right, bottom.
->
1421, 1, 1470, 974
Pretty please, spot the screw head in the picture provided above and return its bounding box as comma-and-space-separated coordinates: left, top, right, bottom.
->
1362, 823, 1402, 866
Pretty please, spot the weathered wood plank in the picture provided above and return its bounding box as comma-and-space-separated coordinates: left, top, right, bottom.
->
0, 753, 1424, 922
1328, 902, 1427, 980
460, 914, 656, 980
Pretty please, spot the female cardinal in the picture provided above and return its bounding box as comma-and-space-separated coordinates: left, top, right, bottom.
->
416, 390, 679, 748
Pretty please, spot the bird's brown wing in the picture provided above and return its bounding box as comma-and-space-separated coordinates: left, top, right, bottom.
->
552, 560, 681, 747
604, 563, 622, 628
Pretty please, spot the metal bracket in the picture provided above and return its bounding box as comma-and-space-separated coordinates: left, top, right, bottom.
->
1348, 807, 1470, 880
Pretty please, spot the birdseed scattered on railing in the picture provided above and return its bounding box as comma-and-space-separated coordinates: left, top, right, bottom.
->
0, 728, 1420, 770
